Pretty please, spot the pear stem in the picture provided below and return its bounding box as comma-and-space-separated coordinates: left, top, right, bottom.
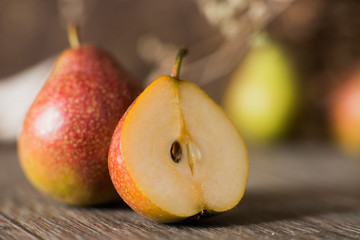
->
67, 24, 80, 48
171, 48, 188, 79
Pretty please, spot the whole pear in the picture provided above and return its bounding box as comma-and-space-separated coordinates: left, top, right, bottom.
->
223, 33, 300, 144
18, 27, 141, 205
330, 67, 360, 156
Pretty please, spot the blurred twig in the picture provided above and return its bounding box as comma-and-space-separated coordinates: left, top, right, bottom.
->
189, 0, 295, 87
138, 0, 294, 89
57, 0, 97, 26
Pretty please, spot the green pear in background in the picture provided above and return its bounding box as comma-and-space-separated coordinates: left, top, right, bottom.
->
223, 33, 300, 144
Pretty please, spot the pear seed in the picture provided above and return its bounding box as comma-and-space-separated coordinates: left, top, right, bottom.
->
170, 141, 182, 163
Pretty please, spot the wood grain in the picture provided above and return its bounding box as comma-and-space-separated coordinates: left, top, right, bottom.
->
0, 144, 360, 239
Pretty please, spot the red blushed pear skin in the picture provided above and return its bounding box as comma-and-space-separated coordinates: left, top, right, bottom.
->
330, 68, 360, 156
108, 49, 249, 223
17, 25, 142, 205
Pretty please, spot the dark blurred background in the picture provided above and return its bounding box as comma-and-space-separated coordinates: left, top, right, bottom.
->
1, 0, 360, 155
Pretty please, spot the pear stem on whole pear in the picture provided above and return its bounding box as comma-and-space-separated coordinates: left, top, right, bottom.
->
68, 24, 81, 48
171, 48, 188, 79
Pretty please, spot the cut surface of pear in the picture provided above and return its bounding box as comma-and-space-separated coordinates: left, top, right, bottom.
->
111, 76, 248, 220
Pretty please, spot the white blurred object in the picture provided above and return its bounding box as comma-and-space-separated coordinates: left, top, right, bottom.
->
0, 57, 55, 143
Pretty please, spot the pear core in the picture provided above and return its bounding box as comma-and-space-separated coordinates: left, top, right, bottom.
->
119, 76, 248, 217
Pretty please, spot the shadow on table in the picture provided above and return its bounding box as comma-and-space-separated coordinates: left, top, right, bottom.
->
179, 187, 359, 227
79, 197, 131, 210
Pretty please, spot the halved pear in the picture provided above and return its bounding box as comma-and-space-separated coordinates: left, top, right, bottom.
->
108, 50, 248, 223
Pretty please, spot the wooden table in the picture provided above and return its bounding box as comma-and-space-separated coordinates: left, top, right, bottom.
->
1, 144, 359, 239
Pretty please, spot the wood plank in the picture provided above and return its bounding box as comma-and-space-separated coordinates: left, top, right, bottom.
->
0, 145, 360, 239
0, 213, 39, 240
